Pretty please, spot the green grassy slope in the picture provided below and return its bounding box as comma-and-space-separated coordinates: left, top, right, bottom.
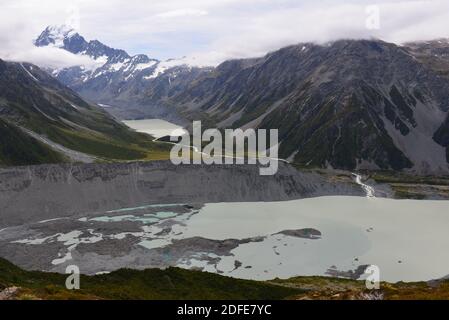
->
0, 258, 301, 300
2, 257, 449, 300
271, 275, 449, 300
0, 118, 66, 166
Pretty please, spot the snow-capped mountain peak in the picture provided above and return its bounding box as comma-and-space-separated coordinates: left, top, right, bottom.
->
35, 25, 79, 48
34, 26, 212, 117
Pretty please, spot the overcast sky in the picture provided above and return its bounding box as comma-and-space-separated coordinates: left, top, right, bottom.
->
1, 0, 449, 68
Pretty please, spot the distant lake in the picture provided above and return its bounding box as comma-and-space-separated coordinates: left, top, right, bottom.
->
123, 119, 187, 139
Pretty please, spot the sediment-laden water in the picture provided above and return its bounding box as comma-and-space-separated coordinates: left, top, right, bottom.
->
1, 196, 449, 283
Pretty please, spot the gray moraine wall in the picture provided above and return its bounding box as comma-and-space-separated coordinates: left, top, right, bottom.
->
0, 161, 362, 228
0, 161, 367, 274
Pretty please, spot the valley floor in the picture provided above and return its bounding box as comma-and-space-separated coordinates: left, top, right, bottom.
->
1, 162, 449, 300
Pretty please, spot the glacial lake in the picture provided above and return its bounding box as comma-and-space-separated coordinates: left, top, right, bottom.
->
172, 197, 449, 282
123, 119, 187, 139
4, 192, 449, 282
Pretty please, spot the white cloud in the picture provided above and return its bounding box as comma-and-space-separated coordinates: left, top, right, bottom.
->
0, 1, 97, 69
0, 0, 449, 68
3, 46, 102, 70
156, 9, 208, 19
192, 0, 449, 65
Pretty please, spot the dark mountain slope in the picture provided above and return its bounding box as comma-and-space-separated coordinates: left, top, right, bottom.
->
0, 59, 169, 165
405, 39, 449, 79
164, 40, 449, 173
405, 39, 449, 164
34, 28, 449, 172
